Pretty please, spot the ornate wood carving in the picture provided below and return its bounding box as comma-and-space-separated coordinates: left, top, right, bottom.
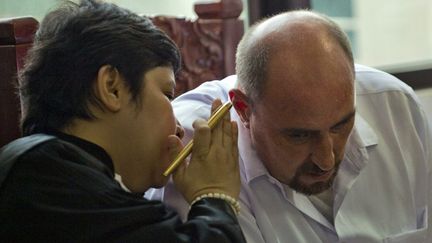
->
152, 17, 224, 96
152, 0, 244, 97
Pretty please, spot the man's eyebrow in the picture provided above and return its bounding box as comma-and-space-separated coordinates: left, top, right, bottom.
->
281, 109, 356, 134
281, 127, 319, 135
331, 109, 356, 128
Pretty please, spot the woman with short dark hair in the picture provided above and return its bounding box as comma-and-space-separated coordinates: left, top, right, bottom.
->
0, 1, 244, 242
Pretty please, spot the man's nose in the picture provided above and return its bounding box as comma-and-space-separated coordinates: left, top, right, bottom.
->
175, 120, 185, 139
311, 133, 335, 171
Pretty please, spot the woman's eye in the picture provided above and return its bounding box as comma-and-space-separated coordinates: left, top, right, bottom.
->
165, 93, 174, 100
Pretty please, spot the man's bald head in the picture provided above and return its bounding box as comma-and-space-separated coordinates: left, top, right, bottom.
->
235, 10, 354, 101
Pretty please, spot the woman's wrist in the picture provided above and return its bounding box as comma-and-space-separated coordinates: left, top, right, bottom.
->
190, 192, 241, 215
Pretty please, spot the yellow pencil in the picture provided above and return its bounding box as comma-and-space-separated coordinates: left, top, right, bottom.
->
163, 101, 233, 176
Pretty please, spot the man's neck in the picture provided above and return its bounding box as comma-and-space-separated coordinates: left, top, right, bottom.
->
308, 188, 335, 225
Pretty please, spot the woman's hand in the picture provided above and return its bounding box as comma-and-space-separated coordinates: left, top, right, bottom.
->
172, 99, 240, 203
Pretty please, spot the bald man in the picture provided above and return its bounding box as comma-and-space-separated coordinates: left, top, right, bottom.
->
147, 10, 431, 242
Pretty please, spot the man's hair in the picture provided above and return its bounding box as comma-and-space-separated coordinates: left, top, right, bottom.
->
235, 10, 354, 101
19, 0, 181, 135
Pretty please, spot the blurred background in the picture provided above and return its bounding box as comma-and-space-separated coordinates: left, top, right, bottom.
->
1, 0, 430, 122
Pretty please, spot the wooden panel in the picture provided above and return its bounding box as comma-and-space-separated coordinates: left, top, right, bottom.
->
247, 0, 310, 25
0, 17, 38, 146
0, 46, 20, 146
0, 17, 38, 45
391, 68, 432, 90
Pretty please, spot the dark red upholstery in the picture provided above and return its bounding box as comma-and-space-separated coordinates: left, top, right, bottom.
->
0, 17, 38, 147
0, 0, 244, 147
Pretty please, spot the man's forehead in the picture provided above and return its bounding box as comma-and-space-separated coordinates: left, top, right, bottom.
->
256, 75, 354, 120
256, 93, 355, 132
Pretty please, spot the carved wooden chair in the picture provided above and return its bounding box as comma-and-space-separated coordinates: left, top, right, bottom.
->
0, 17, 39, 147
0, 0, 244, 147
151, 0, 243, 96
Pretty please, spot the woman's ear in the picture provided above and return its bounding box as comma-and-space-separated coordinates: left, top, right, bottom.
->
94, 65, 125, 112
229, 89, 251, 128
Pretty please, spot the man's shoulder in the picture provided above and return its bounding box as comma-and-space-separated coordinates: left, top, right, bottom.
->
354, 64, 414, 96
175, 75, 237, 101
172, 75, 237, 126
198, 75, 237, 91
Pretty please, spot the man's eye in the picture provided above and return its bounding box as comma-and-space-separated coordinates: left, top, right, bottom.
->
287, 132, 311, 143
330, 122, 347, 133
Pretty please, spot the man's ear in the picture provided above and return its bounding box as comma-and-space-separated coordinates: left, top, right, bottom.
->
94, 65, 124, 112
229, 89, 251, 128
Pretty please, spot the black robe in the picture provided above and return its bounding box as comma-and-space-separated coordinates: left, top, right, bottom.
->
0, 133, 245, 242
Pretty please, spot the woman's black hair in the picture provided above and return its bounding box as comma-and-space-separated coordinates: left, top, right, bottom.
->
19, 0, 181, 135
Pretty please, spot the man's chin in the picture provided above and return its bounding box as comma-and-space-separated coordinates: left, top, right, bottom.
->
289, 172, 337, 196
293, 181, 332, 195
289, 163, 341, 195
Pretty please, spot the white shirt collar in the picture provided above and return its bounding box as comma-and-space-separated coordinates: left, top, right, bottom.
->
353, 114, 378, 148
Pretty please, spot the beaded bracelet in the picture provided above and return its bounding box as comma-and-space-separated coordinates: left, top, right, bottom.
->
190, 192, 241, 215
